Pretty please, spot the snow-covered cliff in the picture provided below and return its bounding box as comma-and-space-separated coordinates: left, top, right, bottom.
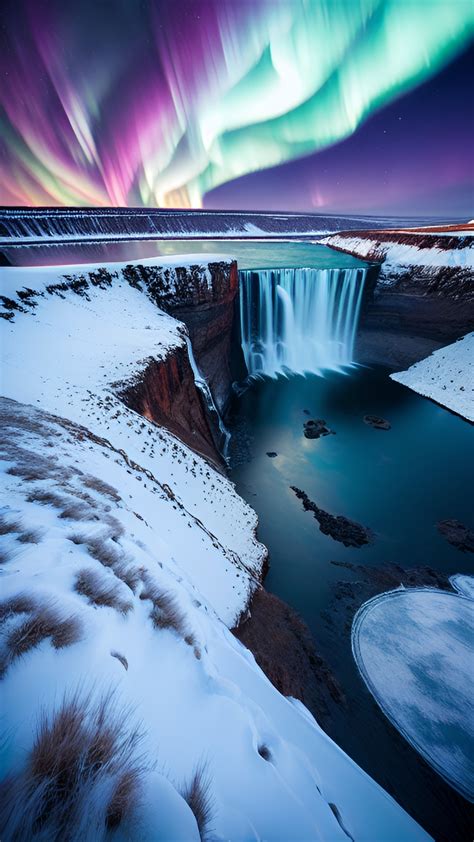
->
391, 333, 474, 421
0, 258, 430, 840
320, 228, 474, 288
321, 227, 474, 369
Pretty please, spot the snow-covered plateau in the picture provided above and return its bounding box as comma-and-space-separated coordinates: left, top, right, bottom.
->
0, 257, 431, 840
391, 333, 474, 421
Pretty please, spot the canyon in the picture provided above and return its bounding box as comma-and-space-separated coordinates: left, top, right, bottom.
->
1, 223, 472, 841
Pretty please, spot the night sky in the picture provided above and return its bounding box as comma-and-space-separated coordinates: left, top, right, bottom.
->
1, 0, 473, 215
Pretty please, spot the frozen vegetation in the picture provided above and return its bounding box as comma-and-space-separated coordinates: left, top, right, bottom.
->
352, 588, 474, 802
0, 258, 431, 839
391, 333, 474, 421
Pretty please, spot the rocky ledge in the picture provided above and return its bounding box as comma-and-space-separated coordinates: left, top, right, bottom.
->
321, 227, 474, 369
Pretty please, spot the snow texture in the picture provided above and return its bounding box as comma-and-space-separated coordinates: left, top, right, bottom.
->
450, 574, 474, 600
390, 333, 474, 421
352, 588, 474, 802
320, 233, 474, 280
0, 258, 431, 840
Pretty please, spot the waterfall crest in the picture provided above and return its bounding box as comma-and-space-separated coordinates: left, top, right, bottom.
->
239, 267, 366, 378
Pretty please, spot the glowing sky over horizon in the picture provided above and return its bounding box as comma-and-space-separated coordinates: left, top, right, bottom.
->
1, 0, 473, 213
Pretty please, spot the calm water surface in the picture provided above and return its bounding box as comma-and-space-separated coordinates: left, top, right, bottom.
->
4, 238, 366, 270
229, 366, 474, 841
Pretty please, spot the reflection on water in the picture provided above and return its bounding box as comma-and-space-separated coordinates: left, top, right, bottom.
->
2, 238, 366, 270
230, 366, 474, 841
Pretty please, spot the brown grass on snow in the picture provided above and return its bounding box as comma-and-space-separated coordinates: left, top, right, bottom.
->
140, 577, 188, 638
181, 761, 214, 842
75, 568, 133, 616
0, 690, 145, 840
0, 597, 82, 678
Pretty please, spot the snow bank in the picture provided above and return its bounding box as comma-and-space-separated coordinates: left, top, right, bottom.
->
0, 260, 430, 840
320, 232, 474, 274
450, 574, 474, 599
352, 588, 474, 802
391, 333, 474, 421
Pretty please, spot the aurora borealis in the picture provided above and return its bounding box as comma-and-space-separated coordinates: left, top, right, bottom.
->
1, 0, 473, 213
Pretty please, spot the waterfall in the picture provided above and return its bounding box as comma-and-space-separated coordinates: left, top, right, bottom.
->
184, 336, 231, 459
239, 266, 366, 378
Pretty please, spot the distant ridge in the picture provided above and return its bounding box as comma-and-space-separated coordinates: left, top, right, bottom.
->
0, 207, 457, 246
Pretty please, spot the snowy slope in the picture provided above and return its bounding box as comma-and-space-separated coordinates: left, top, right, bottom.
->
0, 260, 430, 840
391, 333, 474, 421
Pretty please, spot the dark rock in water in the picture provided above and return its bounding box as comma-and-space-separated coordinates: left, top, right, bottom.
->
303, 409, 312, 415
303, 418, 335, 439
290, 487, 372, 548
437, 519, 474, 553
363, 414, 391, 430
266, 451, 278, 458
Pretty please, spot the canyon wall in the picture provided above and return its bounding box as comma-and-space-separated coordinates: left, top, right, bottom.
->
116, 345, 224, 469
322, 230, 474, 368
107, 258, 239, 415
1, 257, 238, 465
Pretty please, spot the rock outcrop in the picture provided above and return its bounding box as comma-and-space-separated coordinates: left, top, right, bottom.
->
290, 487, 373, 548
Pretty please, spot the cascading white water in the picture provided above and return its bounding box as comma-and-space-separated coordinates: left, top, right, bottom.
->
184, 335, 231, 458
239, 266, 366, 378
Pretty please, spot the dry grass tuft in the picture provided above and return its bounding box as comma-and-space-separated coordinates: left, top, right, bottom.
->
4, 444, 76, 484
68, 534, 140, 592
181, 762, 214, 842
26, 489, 68, 509
75, 569, 133, 616
59, 500, 99, 522
82, 475, 121, 502
113, 561, 141, 593
0, 515, 22, 536
140, 579, 188, 638
0, 593, 37, 623
17, 528, 42, 544
86, 536, 121, 568
110, 650, 128, 671
0, 691, 145, 840
1, 600, 82, 677
26, 489, 99, 523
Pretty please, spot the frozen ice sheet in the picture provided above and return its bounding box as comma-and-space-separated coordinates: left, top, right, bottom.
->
352, 588, 474, 801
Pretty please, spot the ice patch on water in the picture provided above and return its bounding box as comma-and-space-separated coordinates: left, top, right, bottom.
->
352, 588, 474, 802
450, 574, 474, 601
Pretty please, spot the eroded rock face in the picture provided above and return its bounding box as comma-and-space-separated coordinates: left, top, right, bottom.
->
234, 588, 345, 728
167, 261, 240, 414
117, 345, 223, 469
291, 487, 373, 548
